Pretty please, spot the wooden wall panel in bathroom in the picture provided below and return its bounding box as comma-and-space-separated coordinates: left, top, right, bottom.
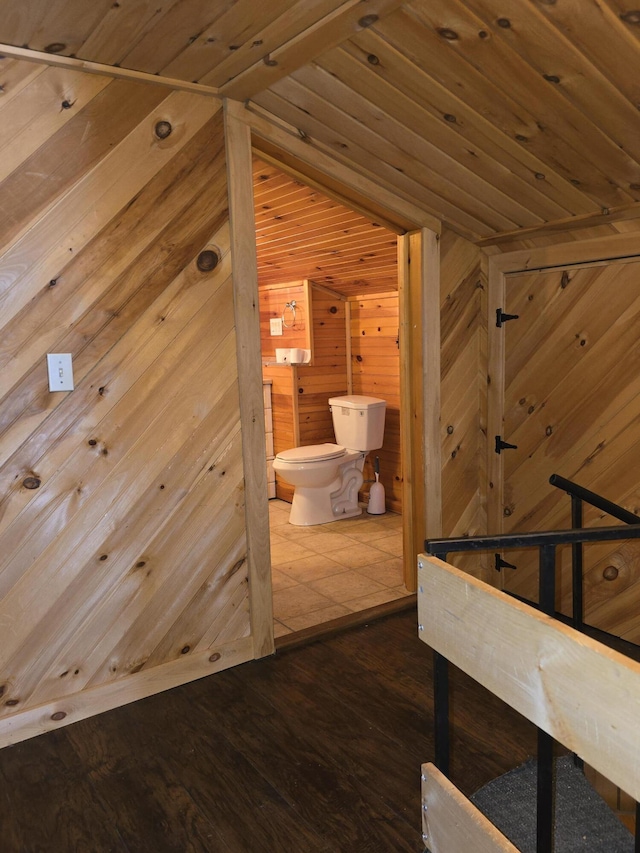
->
0, 61, 256, 745
297, 286, 349, 445
263, 284, 349, 503
350, 292, 402, 512
258, 280, 313, 361
440, 229, 488, 579
262, 363, 298, 503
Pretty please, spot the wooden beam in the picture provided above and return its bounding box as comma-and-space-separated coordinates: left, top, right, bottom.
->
421, 763, 519, 853
418, 556, 640, 802
224, 99, 274, 659
488, 230, 640, 276
0, 42, 221, 97
218, 0, 404, 101
422, 230, 442, 539
477, 200, 640, 248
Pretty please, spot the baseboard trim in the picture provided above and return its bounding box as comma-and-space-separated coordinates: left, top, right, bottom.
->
275, 593, 417, 652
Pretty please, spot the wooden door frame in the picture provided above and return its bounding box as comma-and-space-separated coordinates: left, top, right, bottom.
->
224, 98, 442, 594
487, 232, 640, 548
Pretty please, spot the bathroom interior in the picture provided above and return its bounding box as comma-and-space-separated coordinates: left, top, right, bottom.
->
252, 155, 413, 638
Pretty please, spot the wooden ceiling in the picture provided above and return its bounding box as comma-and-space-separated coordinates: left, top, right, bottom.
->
253, 156, 398, 295
3, 0, 640, 242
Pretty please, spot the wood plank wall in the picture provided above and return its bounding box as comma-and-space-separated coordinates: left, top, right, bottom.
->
298, 288, 349, 447
0, 59, 255, 744
440, 228, 488, 578
262, 284, 348, 503
486, 220, 640, 641
350, 292, 402, 511
258, 280, 312, 361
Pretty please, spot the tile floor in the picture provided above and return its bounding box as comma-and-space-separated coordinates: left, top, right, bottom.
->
269, 498, 411, 637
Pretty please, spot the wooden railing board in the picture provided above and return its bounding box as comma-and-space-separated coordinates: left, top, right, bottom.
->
418, 554, 640, 803
421, 763, 519, 853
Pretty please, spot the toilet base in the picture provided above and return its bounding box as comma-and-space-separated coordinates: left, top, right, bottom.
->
288, 487, 363, 526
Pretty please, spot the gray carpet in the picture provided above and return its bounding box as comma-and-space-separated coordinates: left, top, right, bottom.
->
469, 756, 634, 852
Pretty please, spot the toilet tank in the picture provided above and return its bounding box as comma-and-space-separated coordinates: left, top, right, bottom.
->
328, 395, 386, 451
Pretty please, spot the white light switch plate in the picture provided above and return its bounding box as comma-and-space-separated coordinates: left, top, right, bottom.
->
47, 353, 74, 391
270, 318, 283, 336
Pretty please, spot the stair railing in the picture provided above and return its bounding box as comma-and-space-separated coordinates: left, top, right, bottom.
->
425, 519, 640, 853
548, 473, 640, 631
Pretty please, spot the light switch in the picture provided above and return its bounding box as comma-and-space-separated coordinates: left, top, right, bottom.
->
270, 318, 283, 336
47, 353, 74, 392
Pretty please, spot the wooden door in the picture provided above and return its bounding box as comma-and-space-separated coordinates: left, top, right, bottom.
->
496, 258, 640, 641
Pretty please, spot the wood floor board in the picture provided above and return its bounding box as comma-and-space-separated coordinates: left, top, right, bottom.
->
189, 667, 420, 852
0, 611, 538, 852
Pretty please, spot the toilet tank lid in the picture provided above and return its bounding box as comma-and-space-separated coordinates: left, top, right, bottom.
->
328, 395, 386, 410
276, 443, 346, 463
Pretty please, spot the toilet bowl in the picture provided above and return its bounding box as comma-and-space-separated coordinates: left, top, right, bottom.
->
273, 395, 386, 526
273, 443, 364, 526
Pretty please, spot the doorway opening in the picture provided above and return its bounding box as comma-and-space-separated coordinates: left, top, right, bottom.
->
252, 154, 413, 638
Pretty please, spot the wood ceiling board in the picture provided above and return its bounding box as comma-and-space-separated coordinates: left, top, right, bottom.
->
403, 1, 640, 205
252, 141, 411, 233
459, 0, 640, 168
254, 86, 496, 239
255, 207, 374, 242
0, 0, 114, 55
76, 0, 187, 67
257, 227, 396, 257
160, 0, 298, 81
234, 100, 439, 231
264, 72, 515, 232
293, 61, 542, 229
343, 30, 595, 217
530, 0, 640, 109
322, 41, 582, 223
256, 222, 393, 253
217, 0, 404, 99
378, 7, 634, 208
199, 0, 361, 88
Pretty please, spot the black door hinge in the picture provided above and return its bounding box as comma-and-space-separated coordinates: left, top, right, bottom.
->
495, 554, 517, 572
495, 435, 518, 454
496, 308, 519, 327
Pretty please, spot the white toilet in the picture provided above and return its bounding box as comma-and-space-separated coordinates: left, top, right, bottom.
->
273, 395, 386, 526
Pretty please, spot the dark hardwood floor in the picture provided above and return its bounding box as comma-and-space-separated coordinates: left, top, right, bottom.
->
0, 610, 537, 852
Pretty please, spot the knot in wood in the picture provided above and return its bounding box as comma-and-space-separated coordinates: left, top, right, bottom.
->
154, 120, 172, 139
367, 54, 380, 65
209, 652, 222, 663
45, 42, 66, 53
620, 10, 640, 24
358, 14, 379, 28
51, 711, 67, 721
197, 248, 221, 272
603, 565, 619, 581
497, 18, 511, 28
23, 476, 41, 490
437, 27, 459, 40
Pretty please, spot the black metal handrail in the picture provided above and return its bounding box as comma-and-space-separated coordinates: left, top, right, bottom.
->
549, 473, 640, 635
549, 473, 640, 525
425, 519, 640, 853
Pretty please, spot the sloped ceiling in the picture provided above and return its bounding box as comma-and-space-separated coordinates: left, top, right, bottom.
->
3, 0, 640, 242
253, 156, 398, 295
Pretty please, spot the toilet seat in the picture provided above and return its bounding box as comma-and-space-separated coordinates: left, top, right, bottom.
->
276, 443, 346, 463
